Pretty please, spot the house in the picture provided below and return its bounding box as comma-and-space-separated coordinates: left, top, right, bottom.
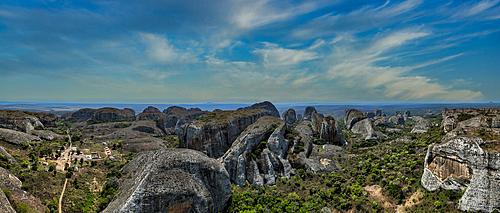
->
72, 147, 77, 151
74, 166, 79, 172
43, 162, 49, 166
85, 155, 92, 160
103, 142, 107, 146
44, 167, 49, 172
56, 165, 65, 171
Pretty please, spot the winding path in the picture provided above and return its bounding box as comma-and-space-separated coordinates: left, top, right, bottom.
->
58, 130, 72, 213
58, 178, 68, 213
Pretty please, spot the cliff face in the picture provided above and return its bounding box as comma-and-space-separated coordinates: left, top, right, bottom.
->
421, 135, 500, 212
441, 107, 500, 132
156, 111, 207, 135
282, 109, 297, 124
0, 168, 47, 212
344, 109, 365, 130
0, 128, 42, 145
62, 107, 134, 121
311, 113, 347, 145
303, 107, 317, 121
237, 101, 280, 118
178, 109, 271, 158
219, 116, 291, 188
103, 149, 231, 213
0, 110, 50, 133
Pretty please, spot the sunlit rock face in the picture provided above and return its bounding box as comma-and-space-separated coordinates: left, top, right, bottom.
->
103, 149, 231, 213
421, 135, 500, 212
344, 109, 365, 130
282, 108, 297, 124
237, 101, 280, 118
311, 113, 347, 145
303, 107, 317, 121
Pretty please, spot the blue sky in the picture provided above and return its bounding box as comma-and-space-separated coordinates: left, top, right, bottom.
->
0, 0, 499, 104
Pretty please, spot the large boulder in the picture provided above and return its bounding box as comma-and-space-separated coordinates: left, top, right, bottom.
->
156, 111, 207, 135
178, 109, 272, 158
237, 101, 280, 118
404, 110, 411, 117
123, 108, 135, 116
411, 118, 432, 133
282, 109, 297, 124
344, 109, 366, 130
135, 111, 166, 121
365, 112, 375, 118
163, 106, 188, 115
374, 109, 382, 117
219, 116, 291, 188
311, 113, 347, 145
389, 115, 405, 125
103, 149, 231, 213
351, 119, 387, 141
142, 106, 161, 113
297, 114, 303, 120
372, 117, 395, 127
62, 107, 134, 122
303, 107, 317, 121
0, 168, 46, 212
0, 128, 42, 145
421, 135, 500, 212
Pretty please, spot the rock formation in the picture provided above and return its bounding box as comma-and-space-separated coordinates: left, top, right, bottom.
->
303, 107, 317, 121
142, 106, 161, 113
297, 114, 303, 120
421, 135, 500, 212
237, 101, 280, 118
441, 107, 500, 133
351, 119, 388, 141
410, 118, 433, 133
178, 109, 272, 158
374, 109, 382, 117
344, 109, 366, 130
62, 107, 134, 122
311, 113, 347, 145
0, 110, 50, 133
372, 117, 395, 127
220, 116, 291, 188
0, 128, 42, 144
94, 120, 164, 141
135, 111, 166, 121
123, 108, 135, 116
163, 106, 188, 115
404, 110, 411, 117
365, 112, 375, 118
0, 186, 15, 213
282, 109, 297, 124
188, 107, 202, 111
103, 149, 231, 213
389, 115, 405, 125
0, 146, 17, 164
0, 168, 47, 212
156, 111, 207, 135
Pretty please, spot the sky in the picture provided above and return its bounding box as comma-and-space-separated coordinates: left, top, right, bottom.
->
0, 0, 499, 104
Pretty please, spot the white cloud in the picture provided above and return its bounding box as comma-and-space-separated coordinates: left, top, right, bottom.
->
253, 43, 320, 66
140, 33, 198, 64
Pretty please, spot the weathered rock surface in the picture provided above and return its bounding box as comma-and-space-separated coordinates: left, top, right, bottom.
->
374, 109, 382, 117
0, 185, 15, 213
188, 107, 202, 111
441, 108, 500, 136
421, 135, 500, 212
311, 113, 347, 145
178, 109, 272, 158
62, 107, 134, 121
163, 106, 188, 115
31, 130, 65, 141
297, 114, 303, 120
344, 109, 366, 130
94, 120, 164, 141
103, 149, 231, 213
282, 109, 297, 124
304, 144, 343, 173
0, 128, 42, 144
404, 110, 411, 117
237, 101, 280, 118
372, 117, 395, 127
123, 108, 135, 116
0, 110, 49, 133
0, 168, 46, 212
365, 112, 375, 118
411, 118, 432, 133
351, 119, 388, 141
303, 107, 317, 121
0, 146, 17, 164
156, 111, 207, 135
389, 115, 405, 125
220, 116, 291, 188
142, 106, 160, 113
122, 137, 167, 153
135, 111, 166, 121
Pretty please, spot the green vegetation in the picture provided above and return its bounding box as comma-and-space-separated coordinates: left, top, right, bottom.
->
113, 122, 131, 128
457, 113, 475, 122
247, 141, 268, 161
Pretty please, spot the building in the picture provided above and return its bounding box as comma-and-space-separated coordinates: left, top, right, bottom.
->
43, 162, 49, 166
85, 155, 92, 160
74, 166, 79, 172
56, 165, 65, 171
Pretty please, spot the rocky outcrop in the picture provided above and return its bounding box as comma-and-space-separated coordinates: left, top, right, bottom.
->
163, 106, 188, 115
389, 115, 405, 125
142, 106, 160, 113
0, 168, 46, 212
411, 118, 432, 133
135, 111, 166, 121
103, 149, 231, 213
62, 107, 134, 121
0, 186, 15, 213
0, 110, 47, 133
31, 130, 65, 141
404, 110, 411, 117
94, 121, 164, 141
351, 119, 388, 141
374, 109, 382, 117
178, 109, 272, 158
365, 112, 375, 118
0, 146, 17, 164
344, 109, 366, 130
282, 109, 297, 124
297, 114, 303, 120
303, 107, 317, 121
123, 108, 135, 116
311, 113, 346, 145
441, 107, 500, 133
421, 135, 500, 212
156, 111, 207, 135
0, 128, 42, 144
372, 117, 395, 127
188, 107, 202, 111
122, 137, 167, 153
219, 116, 291, 188
237, 101, 280, 118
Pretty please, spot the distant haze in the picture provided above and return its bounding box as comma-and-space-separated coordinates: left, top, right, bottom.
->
0, 0, 499, 103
